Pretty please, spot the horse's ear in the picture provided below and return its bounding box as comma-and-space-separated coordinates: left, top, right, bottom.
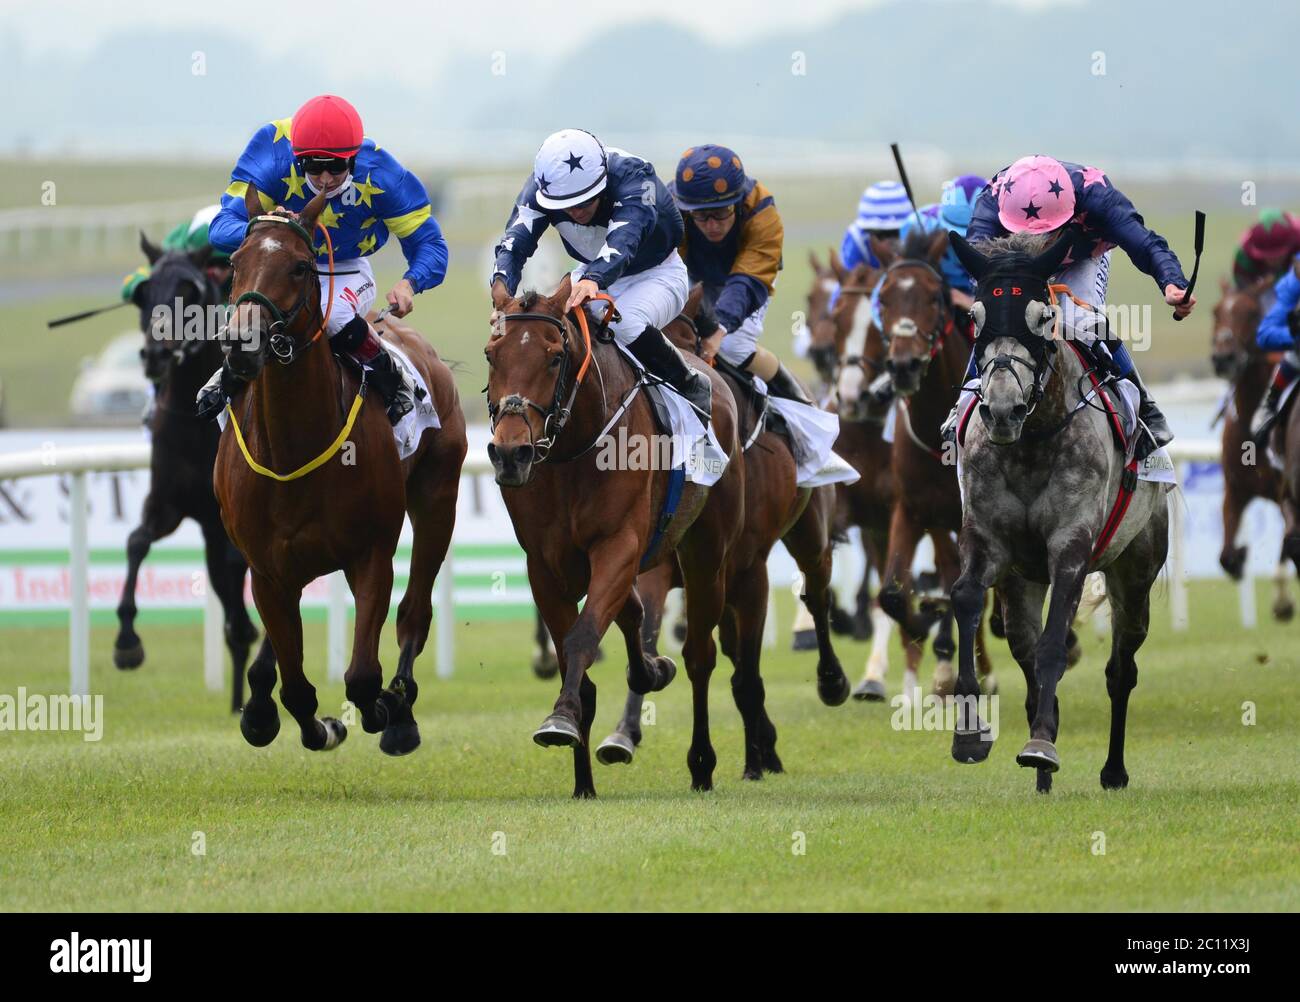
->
1219, 276, 1231, 295
550, 273, 573, 311
244, 184, 264, 222
948, 231, 988, 281
808, 249, 823, 275
927, 227, 949, 267
1029, 230, 1072, 279
297, 187, 329, 233
829, 247, 849, 284
491, 281, 513, 312
869, 233, 896, 269
683, 282, 704, 319
140, 230, 162, 265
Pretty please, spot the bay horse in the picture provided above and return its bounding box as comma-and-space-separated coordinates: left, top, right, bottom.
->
1210, 278, 1295, 618
214, 186, 467, 755
114, 234, 257, 713
947, 230, 1171, 793
486, 276, 744, 796
593, 293, 850, 774
869, 228, 997, 697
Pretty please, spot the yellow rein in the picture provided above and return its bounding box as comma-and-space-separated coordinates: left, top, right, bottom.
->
225, 222, 365, 482
225, 390, 364, 482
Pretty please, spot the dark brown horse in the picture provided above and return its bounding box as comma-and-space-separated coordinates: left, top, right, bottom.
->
870, 229, 997, 696
1210, 278, 1295, 618
114, 237, 257, 713
593, 294, 850, 775
214, 186, 467, 755
487, 276, 745, 796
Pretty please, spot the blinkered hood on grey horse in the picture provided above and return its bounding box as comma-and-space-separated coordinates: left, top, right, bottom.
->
950, 231, 1070, 444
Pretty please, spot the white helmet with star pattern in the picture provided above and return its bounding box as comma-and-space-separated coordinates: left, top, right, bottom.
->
533, 129, 608, 210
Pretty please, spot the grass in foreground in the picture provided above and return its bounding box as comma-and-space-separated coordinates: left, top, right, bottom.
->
0, 580, 1296, 911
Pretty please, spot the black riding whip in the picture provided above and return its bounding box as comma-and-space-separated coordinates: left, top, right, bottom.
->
890, 142, 925, 233
47, 301, 129, 329
1172, 210, 1205, 322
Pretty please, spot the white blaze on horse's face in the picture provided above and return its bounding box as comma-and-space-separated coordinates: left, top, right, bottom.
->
835, 294, 872, 414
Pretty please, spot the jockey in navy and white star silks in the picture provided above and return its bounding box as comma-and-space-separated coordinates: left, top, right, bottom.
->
196, 94, 449, 424
1248, 255, 1300, 442
942, 154, 1194, 449
490, 128, 712, 420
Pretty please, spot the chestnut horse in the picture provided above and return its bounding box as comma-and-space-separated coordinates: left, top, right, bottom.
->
114, 237, 257, 713
214, 187, 467, 755
870, 228, 997, 696
593, 294, 850, 775
487, 277, 744, 796
1210, 278, 1295, 618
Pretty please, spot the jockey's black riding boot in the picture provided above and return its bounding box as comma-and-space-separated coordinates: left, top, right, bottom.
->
195, 362, 247, 420
764, 362, 814, 405
1127, 368, 1173, 451
629, 325, 712, 423
337, 315, 415, 426
1250, 353, 1300, 444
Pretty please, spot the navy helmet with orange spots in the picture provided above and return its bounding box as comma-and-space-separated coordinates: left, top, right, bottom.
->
671, 144, 750, 211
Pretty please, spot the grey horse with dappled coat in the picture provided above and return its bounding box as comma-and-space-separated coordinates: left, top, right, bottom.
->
945, 230, 1171, 794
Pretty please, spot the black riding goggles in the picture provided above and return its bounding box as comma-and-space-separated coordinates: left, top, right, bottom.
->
295, 154, 355, 176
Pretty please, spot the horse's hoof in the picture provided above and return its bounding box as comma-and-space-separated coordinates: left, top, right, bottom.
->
762, 751, 785, 774
1273, 600, 1295, 623
817, 668, 851, 707
379, 720, 420, 757
852, 678, 887, 701
980, 673, 999, 697
113, 640, 144, 670
742, 766, 764, 781
952, 728, 994, 764
691, 779, 714, 793
533, 714, 582, 748
531, 649, 559, 680
650, 654, 677, 692
1017, 738, 1060, 773
240, 704, 280, 747
931, 674, 956, 698
791, 628, 818, 652
319, 716, 348, 751
1100, 765, 1129, 790
595, 731, 636, 765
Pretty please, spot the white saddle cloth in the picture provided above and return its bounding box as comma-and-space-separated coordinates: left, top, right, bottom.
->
754, 377, 859, 488
615, 344, 730, 487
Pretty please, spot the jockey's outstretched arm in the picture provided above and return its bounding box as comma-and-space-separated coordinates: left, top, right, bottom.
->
490, 175, 553, 298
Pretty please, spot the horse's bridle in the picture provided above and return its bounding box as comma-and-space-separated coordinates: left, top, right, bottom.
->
969, 271, 1061, 420
876, 258, 958, 357
486, 299, 615, 464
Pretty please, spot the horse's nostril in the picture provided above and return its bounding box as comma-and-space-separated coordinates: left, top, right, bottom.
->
907, 357, 923, 373
1012, 404, 1028, 421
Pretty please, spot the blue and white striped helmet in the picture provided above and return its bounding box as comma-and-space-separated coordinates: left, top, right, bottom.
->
855, 180, 912, 232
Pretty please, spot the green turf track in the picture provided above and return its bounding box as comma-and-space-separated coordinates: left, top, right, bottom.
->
0, 579, 1295, 912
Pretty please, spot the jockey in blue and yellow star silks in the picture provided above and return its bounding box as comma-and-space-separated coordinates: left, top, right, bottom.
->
196, 94, 449, 424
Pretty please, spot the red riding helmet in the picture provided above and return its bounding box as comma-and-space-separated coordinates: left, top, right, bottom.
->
291, 95, 364, 158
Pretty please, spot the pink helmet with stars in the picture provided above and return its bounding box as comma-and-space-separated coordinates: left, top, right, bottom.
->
995, 155, 1076, 234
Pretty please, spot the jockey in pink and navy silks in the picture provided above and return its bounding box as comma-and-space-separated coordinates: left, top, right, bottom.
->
942, 154, 1195, 449
196, 94, 449, 424
1248, 254, 1300, 442
490, 128, 712, 421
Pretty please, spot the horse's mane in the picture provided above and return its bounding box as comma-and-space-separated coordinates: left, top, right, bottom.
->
898, 226, 938, 263
972, 231, 1056, 274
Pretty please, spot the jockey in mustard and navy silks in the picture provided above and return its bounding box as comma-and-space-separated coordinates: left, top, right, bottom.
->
1247, 254, 1300, 443
121, 205, 232, 305
942, 154, 1194, 450
1234, 210, 1300, 290
490, 128, 711, 421
196, 94, 448, 425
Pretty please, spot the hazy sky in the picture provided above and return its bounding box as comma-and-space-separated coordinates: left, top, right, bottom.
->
1, 0, 1066, 87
